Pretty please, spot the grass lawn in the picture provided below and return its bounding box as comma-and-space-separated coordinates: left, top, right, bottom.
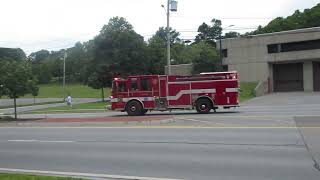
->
0, 173, 85, 180
20, 83, 111, 98
239, 82, 258, 102
29, 101, 109, 113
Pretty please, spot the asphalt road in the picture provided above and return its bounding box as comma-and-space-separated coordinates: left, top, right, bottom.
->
0, 92, 320, 179
0, 127, 319, 180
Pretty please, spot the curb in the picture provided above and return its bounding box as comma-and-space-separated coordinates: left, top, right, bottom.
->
0, 168, 182, 180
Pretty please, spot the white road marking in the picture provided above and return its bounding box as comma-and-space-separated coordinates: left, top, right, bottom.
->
8, 140, 74, 143
0, 168, 182, 180
217, 116, 294, 124
266, 119, 293, 124
8, 140, 37, 142
175, 117, 227, 125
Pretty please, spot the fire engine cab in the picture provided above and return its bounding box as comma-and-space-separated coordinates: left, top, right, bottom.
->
109, 71, 239, 116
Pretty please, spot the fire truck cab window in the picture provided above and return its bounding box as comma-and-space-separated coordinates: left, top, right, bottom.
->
131, 80, 138, 91
117, 82, 126, 92
112, 82, 116, 92
141, 78, 151, 91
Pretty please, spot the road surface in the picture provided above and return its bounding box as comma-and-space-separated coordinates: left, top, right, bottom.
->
0, 92, 319, 179
0, 127, 319, 180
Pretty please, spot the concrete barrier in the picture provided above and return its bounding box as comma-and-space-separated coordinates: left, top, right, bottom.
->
254, 80, 269, 96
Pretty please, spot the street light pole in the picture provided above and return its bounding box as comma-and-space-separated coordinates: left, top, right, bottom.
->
166, 0, 171, 75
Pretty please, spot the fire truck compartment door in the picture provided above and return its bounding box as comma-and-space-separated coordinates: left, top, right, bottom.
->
159, 78, 167, 97
155, 77, 168, 109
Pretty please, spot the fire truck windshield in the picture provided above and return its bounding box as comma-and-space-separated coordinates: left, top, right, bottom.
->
112, 81, 125, 93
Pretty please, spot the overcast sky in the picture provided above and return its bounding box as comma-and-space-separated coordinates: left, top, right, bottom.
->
0, 0, 319, 54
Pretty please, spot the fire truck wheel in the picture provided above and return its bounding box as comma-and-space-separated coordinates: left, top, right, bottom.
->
126, 101, 143, 116
196, 98, 212, 114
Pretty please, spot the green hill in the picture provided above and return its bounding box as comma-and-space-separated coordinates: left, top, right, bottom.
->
251, 3, 320, 35
0, 47, 26, 61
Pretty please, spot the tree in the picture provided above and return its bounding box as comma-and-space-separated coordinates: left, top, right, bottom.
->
224, 31, 240, 38
63, 42, 95, 83
174, 44, 201, 65
146, 35, 166, 74
191, 42, 219, 74
153, 27, 181, 44
250, 3, 320, 35
28, 50, 50, 62
145, 27, 183, 74
171, 43, 190, 65
195, 19, 222, 46
0, 84, 6, 99
32, 61, 53, 84
0, 48, 26, 61
91, 17, 147, 85
87, 70, 110, 102
28, 80, 39, 104
195, 23, 210, 42
29, 49, 59, 84
0, 60, 36, 119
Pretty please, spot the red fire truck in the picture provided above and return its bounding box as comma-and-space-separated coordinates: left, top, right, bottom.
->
109, 71, 239, 115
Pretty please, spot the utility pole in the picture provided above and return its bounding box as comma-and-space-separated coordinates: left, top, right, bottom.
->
166, 0, 171, 75
163, 0, 177, 75
63, 52, 67, 98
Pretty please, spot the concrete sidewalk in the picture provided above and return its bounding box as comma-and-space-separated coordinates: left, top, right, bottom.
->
0, 98, 101, 115
0, 98, 101, 107
0, 98, 62, 107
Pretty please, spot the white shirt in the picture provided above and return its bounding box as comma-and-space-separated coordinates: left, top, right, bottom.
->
66, 96, 72, 103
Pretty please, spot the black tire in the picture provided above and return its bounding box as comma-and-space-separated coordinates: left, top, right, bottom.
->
126, 101, 143, 116
196, 98, 212, 114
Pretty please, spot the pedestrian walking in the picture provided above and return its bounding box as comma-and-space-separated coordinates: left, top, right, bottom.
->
66, 95, 72, 108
